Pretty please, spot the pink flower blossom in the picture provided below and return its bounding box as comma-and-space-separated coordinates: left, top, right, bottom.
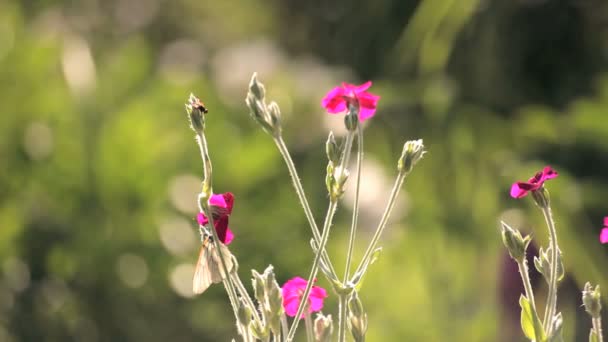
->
282, 277, 328, 318
600, 228, 608, 244
601, 217, 608, 244
321, 81, 380, 121
197, 192, 235, 245
510, 166, 558, 199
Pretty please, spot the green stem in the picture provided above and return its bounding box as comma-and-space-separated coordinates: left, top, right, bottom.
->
338, 294, 348, 342
352, 171, 406, 278
231, 273, 263, 326
594, 317, 604, 342
517, 258, 544, 342
540, 206, 559, 334
305, 311, 314, 342
281, 315, 289, 340
195, 132, 240, 324
286, 201, 338, 342
343, 124, 363, 281
273, 135, 338, 278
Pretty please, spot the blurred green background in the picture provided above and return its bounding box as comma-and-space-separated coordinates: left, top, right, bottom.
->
1, 0, 608, 341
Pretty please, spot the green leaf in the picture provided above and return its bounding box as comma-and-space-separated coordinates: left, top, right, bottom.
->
520, 295, 546, 342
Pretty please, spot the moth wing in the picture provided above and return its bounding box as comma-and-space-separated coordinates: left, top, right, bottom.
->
210, 242, 234, 283
193, 245, 214, 295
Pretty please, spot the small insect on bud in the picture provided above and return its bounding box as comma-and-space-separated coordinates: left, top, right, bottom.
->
185, 93, 208, 133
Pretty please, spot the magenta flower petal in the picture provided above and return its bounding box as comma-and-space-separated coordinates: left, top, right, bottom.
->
510, 166, 558, 199
282, 277, 328, 318
600, 228, 608, 244
196, 212, 209, 226
603, 217, 608, 227
196, 192, 236, 245
321, 81, 380, 121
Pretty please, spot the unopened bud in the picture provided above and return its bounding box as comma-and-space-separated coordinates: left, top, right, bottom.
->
534, 246, 564, 284
249, 320, 269, 340
329, 166, 349, 201
248, 72, 266, 100
267, 101, 281, 131
347, 291, 368, 342
185, 93, 207, 133
325, 132, 339, 163
398, 139, 425, 174
251, 270, 266, 304
344, 113, 359, 131
583, 282, 602, 318
500, 222, 531, 262
314, 314, 333, 342
531, 187, 550, 209
237, 298, 252, 326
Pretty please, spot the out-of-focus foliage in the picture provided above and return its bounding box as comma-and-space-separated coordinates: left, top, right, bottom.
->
1, 0, 608, 341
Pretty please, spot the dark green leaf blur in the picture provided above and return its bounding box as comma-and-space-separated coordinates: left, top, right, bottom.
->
1, 0, 607, 341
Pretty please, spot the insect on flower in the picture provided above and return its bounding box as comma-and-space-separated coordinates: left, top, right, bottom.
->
193, 192, 236, 294
190, 96, 209, 114
192, 234, 234, 294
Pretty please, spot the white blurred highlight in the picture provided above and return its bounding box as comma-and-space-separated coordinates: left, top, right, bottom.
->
61, 35, 96, 96
169, 263, 196, 298
159, 39, 206, 85
158, 216, 198, 256
116, 254, 149, 289
168, 174, 201, 214
23, 122, 54, 161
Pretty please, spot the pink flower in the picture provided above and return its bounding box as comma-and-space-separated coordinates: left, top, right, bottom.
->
600, 217, 608, 244
321, 81, 380, 121
282, 277, 328, 318
600, 228, 608, 244
510, 166, 558, 199
197, 192, 235, 245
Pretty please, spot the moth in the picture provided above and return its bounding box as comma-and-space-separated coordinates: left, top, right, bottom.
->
192, 235, 234, 294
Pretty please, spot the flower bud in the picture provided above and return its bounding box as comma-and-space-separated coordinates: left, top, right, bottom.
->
314, 314, 333, 342
329, 166, 349, 202
500, 221, 531, 262
533, 246, 564, 284
251, 270, 266, 304
344, 112, 359, 131
267, 101, 281, 131
249, 319, 269, 340
582, 282, 602, 318
398, 139, 425, 174
531, 186, 550, 209
248, 72, 266, 101
325, 131, 339, 164
185, 93, 207, 133
347, 291, 368, 342
237, 297, 252, 326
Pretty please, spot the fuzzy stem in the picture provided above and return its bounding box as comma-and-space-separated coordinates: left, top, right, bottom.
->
352, 171, 406, 278
273, 135, 338, 278
195, 132, 240, 325
517, 259, 537, 313
594, 317, 604, 342
305, 311, 314, 342
343, 124, 363, 281
338, 294, 348, 342
286, 201, 338, 342
231, 273, 263, 327
281, 315, 289, 340
540, 205, 559, 334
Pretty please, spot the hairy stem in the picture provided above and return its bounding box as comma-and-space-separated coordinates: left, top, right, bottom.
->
343, 124, 363, 281
231, 273, 263, 326
273, 135, 338, 278
338, 294, 348, 342
540, 205, 559, 334
352, 171, 406, 278
305, 311, 314, 342
594, 317, 604, 342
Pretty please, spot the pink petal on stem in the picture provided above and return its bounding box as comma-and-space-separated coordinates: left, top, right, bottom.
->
603, 217, 608, 227
283, 296, 301, 317
345, 81, 372, 93
224, 227, 234, 245
600, 228, 608, 244
322, 87, 347, 112
196, 212, 208, 226
510, 183, 530, 198
309, 286, 328, 312
540, 166, 558, 181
